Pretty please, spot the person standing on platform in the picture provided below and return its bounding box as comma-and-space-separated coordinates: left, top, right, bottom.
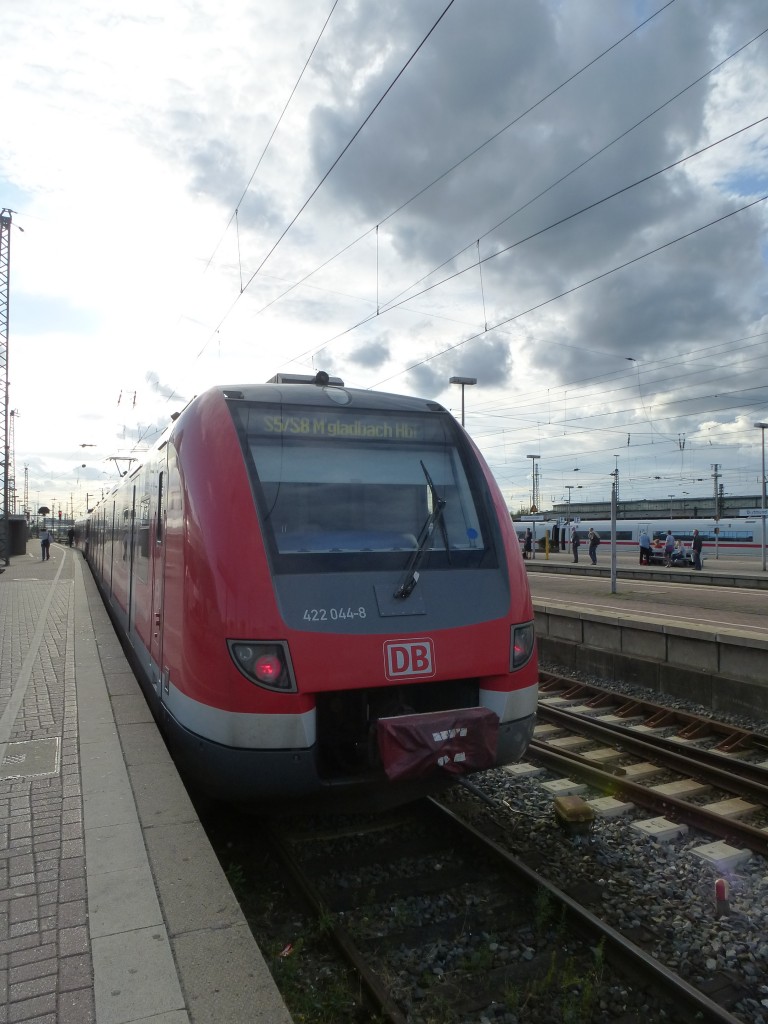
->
663, 530, 675, 566
692, 528, 703, 570
571, 526, 581, 563
523, 528, 533, 560
40, 528, 52, 561
587, 528, 600, 565
639, 530, 651, 564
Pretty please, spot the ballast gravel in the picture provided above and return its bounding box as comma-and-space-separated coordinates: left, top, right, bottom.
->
436, 666, 768, 1024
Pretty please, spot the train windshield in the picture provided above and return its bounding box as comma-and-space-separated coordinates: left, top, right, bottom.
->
231, 401, 498, 574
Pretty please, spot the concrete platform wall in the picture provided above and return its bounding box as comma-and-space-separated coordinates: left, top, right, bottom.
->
534, 604, 768, 720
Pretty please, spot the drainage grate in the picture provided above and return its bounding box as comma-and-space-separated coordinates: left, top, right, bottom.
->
0, 738, 61, 780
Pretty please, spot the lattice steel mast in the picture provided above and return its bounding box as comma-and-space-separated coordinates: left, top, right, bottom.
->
9, 409, 17, 514
0, 209, 13, 566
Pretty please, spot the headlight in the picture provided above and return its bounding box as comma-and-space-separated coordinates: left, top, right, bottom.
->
228, 640, 297, 692
511, 622, 535, 669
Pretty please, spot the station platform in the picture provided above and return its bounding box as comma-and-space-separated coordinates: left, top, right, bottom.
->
0, 542, 293, 1024
525, 548, 768, 721
525, 548, 768, 637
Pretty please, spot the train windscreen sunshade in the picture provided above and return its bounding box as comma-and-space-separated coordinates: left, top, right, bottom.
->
377, 707, 499, 781
233, 402, 499, 574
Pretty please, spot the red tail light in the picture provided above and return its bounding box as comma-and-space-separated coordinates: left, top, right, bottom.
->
228, 641, 297, 692
511, 622, 535, 668
253, 653, 282, 684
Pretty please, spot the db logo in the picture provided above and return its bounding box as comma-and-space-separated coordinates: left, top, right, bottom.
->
383, 638, 435, 680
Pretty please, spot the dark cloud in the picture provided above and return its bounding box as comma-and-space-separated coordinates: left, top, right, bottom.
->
304, 0, 767, 381
348, 336, 391, 369
404, 333, 514, 400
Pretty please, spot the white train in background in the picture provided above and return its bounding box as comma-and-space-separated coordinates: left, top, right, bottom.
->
514, 515, 767, 555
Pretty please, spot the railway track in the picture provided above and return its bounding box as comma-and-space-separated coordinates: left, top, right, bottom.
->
204, 671, 768, 1023
260, 798, 747, 1024
534, 673, 768, 857
539, 672, 768, 763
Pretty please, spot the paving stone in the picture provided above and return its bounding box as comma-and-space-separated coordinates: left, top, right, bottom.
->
8, 957, 57, 984
58, 953, 93, 992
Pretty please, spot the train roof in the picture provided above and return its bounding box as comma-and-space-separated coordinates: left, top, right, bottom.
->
214, 382, 449, 415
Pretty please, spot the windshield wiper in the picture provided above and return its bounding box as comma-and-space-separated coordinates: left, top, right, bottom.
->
393, 461, 447, 599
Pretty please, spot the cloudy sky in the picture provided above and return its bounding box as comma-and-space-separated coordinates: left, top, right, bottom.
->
2, 0, 767, 519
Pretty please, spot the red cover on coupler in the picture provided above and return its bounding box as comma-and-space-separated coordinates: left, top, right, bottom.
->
377, 707, 499, 781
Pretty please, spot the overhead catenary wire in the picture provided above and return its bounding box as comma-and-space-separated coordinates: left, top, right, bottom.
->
202, 0, 341, 277
277, 107, 768, 379
373, 115, 768, 326
370, 191, 768, 388
378, 22, 768, 315
247, 0, 688, 364
196, 0, 459, 357
126, 8, 768, 501
467, 333, 768, 427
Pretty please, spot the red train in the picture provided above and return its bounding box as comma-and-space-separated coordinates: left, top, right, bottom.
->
78, 373, 538, 806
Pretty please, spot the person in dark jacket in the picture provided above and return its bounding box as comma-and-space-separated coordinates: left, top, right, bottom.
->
571, 527, 580, 563
692, 528, 703, 570
587, 528, 600, 565
523, 528, 533, 559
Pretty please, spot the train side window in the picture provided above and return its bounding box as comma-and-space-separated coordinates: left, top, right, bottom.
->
156, 472, 164, 544
135, 496, 151, 583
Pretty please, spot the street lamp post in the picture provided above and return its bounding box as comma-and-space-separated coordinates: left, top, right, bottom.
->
755, 422, 768, 572
449, 376, 477, 427
563, 483, 581, 550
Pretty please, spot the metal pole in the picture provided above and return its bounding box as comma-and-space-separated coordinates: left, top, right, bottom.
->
756, 422, 768, 572
565, 485, 573, 552
610, 474, 617, 594
0, 209, 12, 566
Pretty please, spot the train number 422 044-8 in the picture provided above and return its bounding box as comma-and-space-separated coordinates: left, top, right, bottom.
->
303, 607, 368, 621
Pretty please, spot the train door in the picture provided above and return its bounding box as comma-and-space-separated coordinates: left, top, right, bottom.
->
126, 486, 137, 632
107, 500, 116, 598
149, 470, 165, 693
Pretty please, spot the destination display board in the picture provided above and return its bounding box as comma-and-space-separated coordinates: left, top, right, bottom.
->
238, 405, 449, 444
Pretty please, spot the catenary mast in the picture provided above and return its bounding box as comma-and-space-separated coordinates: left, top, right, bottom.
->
0, 209, 13, 566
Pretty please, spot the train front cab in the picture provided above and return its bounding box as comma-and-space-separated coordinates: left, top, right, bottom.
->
193, 384, 540, 802
81, 385, 538, 806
